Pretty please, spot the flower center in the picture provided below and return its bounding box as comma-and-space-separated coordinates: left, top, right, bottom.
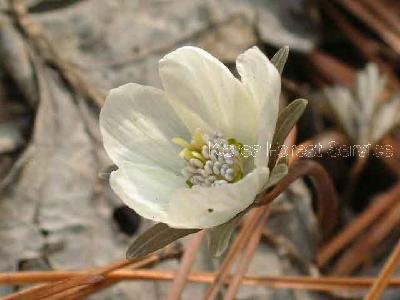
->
173, 129, 244, 187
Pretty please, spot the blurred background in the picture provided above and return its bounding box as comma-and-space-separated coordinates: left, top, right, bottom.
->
0, 0, 399, 299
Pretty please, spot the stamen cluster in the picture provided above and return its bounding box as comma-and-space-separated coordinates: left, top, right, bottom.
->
173, 130, 243, 187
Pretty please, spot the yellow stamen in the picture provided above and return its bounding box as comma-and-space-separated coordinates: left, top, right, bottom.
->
172, 137, 192, 149
179, 148, 193, 161
192, 128, 206, 149
191, 151, 206, 163
173, 131, 246, 187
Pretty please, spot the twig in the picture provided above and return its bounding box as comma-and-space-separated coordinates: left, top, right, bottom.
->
379, 136, 400, 175
318, 183, 400, 267
58, 245, 182, 300
2, 271, 400, 292
364, 238, 400, 300
48, 281, 112, 300
223, 206, 271, 299
335, 0, 400, 55
2, 244, 182, 300
331, 201, 400, 275
322, 1, 400, 89
307, 50, 356, 87
204, 209, 262, 300
360, 0, 400, 35
167, 231, 206, 300
47, 251, 175, 300
2, 260, 133, 300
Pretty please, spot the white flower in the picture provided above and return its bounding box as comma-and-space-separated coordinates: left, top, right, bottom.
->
100, 46, 281, 229
324, 64, 400, 145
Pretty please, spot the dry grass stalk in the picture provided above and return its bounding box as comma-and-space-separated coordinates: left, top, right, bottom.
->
335, 0, 400, 55
59, 246, 182, 300
318, 183, 400, 267
364, 238, 400, 299
360, 0, 400, 35
380, 136, 400, 174
308, 50, 356, 87
3, 270, 400, 292
2, 260, 130, 300
167, 231, 206, 300
204, 208, 263, 300
223, 206, 271, 299
331, 201, 400, 275
2, 246, 181, 300
49, 281, 114, 300
323, 1, 400, 88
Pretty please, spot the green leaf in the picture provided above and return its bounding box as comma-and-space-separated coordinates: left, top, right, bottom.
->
265, 162, 288, 190
126, 223, 199, 259
271, 46, 289, 74
268, 98, 308, 169
208, 212, 244, 257
98, 164, 118, 180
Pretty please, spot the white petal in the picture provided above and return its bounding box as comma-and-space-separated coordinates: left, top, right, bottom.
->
100, 83, 189, 173
166, 167, 269, 228
236, 47, 281, 167
159, 46, 257, 145
356, 64, 386, 119
110, 162, 184, 223
371, 96, 400, 143
324, 86, 358, 141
